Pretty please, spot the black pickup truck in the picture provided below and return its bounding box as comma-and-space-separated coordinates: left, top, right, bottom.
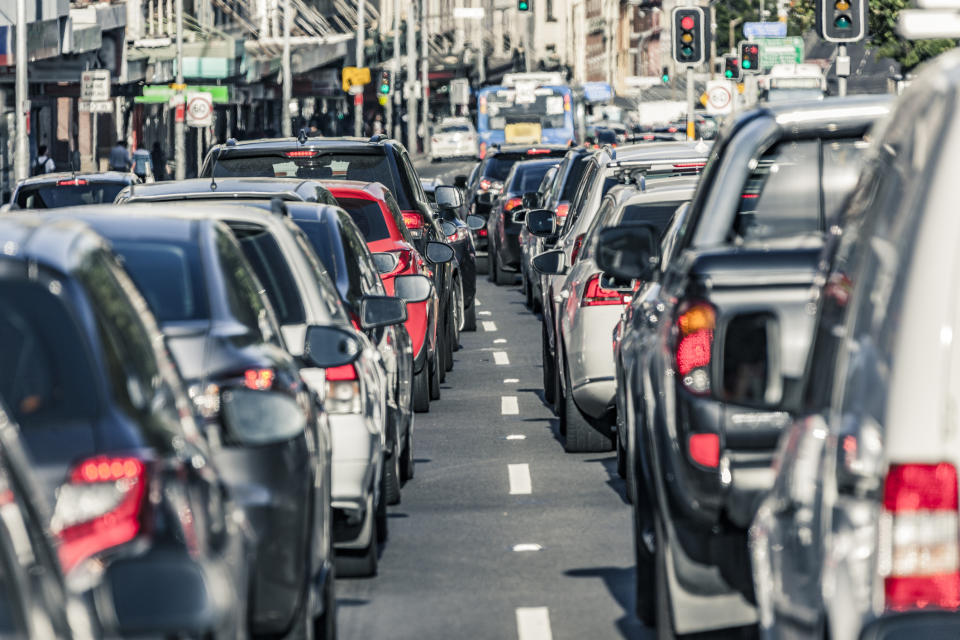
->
597, 95, 891, 637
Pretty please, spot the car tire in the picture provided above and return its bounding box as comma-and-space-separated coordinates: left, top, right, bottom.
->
413, 365, 430, 413
429, 355, 441, 400
561, 356, 614, 453
494, 252, 513, 286
654, 512, 676, 639
383, 419, 401, 506
462, 300, 477, 331
616, 430, 627, 479
376, 476, 388, 545
524, 271, 535, 309
486, 242, 496, 282
541, 322, 556, 405
335, 498, 378, 578
313, 569, 337, 640
452, 278, 464, 347
400, 427, 415, 482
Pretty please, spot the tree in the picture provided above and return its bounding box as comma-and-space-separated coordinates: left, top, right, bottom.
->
866, 0, 955, 71
714, 0, 755, 51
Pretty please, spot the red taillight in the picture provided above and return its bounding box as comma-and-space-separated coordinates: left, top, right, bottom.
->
285, 150, 318, 158
505, 197, 523, 212
882, 463, 960, 611
581, 274, 627, 307
555, 203, 569, 218
688, 433, 720, 468
325, 364, 358, 381
480, 178, 492, 191
570, 234, 585, 265
527, 148, 551, 155
675, 303, 715, 395
53, 456, 148, 572
479, 143, 487, 159
326, 364, 361, 413
244, 368, 275, 390
57, 178, 88, 186
478, 228, 488, 237
741, 194, 760, 199
402, 211, 425, 230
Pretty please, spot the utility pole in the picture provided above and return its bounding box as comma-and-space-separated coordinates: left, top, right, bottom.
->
420, 0, 429, 155
281, 0, 292, 137
686, 66, 695, 140
174, 0, 185, 180
729, 17, 742, 54
14, 0, 28, 181
389, 0, 399, 138
406, 2, 417, 152
355, 0, 366, 137
709, 4, 717, 79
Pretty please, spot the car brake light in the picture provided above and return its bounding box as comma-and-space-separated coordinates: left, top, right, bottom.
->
688, 433, 720, 468
52, 456, 148, 573
505, 197, 523, 212
675, 302, 715, 395
555, 203, 569, 218
244, 368, 275, 390
478, 228, 488, 237
326, 364, 361, 414
479, 178, 492, 191
527, 148, 551, 155
570, 234, 585, 265
447, 226, 468, 242
881, 463, 960, 610
480, 143, 487, 159
57, 178, 88, 186
285, 150, 318, 158
581, 274, 627, 307
402, 211, 424, 229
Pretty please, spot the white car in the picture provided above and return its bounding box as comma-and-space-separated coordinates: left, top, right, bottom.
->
430, 118, 478, 160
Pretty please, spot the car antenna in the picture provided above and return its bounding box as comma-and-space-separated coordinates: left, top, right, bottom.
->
210, 145, 223, 191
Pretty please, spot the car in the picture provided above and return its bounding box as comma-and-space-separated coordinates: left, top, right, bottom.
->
114, 176, 339, 206
749, 57, 960, 640
537, 178, 697, 453
519, 164, 559, 310
41, 206, 344, 637
197, 135, 459, 401
9, 171, 138, 209
430, 117, 479, 160
0, 213, 252, 638
594, 96, 890, 636
432, 184, 482, 332
487, 157, 559, 285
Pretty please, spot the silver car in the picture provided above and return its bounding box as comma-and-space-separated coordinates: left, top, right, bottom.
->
430, 118, 479, 160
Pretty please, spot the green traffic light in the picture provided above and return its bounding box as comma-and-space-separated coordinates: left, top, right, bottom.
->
834, 14, 852, 28
743, 60, 752, 69
518, 0, 528, 9
380, 84, 390, 93
662, 74, 669, 83
681, 46, 693, 57
725, 70, 733, 78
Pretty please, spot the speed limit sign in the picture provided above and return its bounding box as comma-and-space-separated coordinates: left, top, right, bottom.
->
705, 80, 733, 115
186, 91, 213, 127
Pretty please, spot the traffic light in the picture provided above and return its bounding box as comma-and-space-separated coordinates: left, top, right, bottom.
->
661, 66, 670, 83
671, 7, 705, 65
518, 0, 529, 11
739, 41, 760, 74
817, 0, 866, 42
723, 54, 740, 81
378, 70, 391, 94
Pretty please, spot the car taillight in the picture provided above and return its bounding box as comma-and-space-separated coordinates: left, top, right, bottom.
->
478, 228, 488, 237
52, 456, 148, 573
244, 368, 275, 390
881, 463, 960, 610
688, 433, 720, 468
479, 143, 487, 159
555, 203, 569, 219
447, 226, 468, 242
675, 302, 715, 395
326, 364, 361, 414
284, 150, 318, 158
527, 148, 551, 155
570, 234, 585, 265
505, 197, 523, 212
402, 211, 425, 238
581, 274, 627, 307
57, 178, 88, 186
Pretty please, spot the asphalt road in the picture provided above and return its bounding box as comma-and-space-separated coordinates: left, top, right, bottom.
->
336, 277, 649, 639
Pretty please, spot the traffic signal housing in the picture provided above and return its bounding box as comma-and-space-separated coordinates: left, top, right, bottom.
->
723, 54, 740, 81
661, 66, 670, 83
671, 7, 706, 65
378, 70, 391, 95
518, 0, 529, 11
817, 0, 866, 42
739, 41, 760, 74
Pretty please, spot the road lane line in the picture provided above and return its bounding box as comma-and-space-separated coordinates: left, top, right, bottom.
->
516, 607, 553, 640
494, 351, 510, 365
506, 434, 526, 440
502, 396, 519, 415
479, 310, 492, 316
494, 338, 507, 344
508, 463, 532, 495
483, 321, 498, 332
503, 378, 519, 384
512, 543, 543, 552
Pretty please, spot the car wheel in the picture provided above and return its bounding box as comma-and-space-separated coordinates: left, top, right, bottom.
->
462, 300, 477, 331
335, 497, 378, 578
561, 355, 614, 453
313, 568, 337, 640
375, 476, 388, 545
400, 427, 415, 482
616, 429, 627, 479
654, 511, 676, 639
452, 278, 464, 343
383, 418, 401, 506
494, 251, 513, 286
541, 322, 556, 405
443, 311, 455, 372
413, 365, 430, 413
429, 354, 441, 400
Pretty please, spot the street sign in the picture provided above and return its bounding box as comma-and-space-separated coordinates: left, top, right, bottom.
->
81, 70, 111, 102
756, 37, 804, 68
705, 80, 734, 115
453, 7, 484, 18
743, 21, 787, 39
342, 66, 371, 92
450, 78, 470, 105
186, 91, 213, 127
79, 100, 113, 114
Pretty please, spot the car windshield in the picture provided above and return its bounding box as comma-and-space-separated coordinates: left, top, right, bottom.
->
334, 198, 391, 241
0, 278, 99, 427
110, 240, 210, 323
440, 124, 472, 133
15, 181, 128, 209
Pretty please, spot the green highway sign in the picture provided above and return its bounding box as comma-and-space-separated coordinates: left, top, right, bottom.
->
755, 37, 804, 69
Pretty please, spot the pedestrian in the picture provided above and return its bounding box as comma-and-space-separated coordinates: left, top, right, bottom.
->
32, 145, 55, 175
109, 139, 132, 172
150, 142, 167, 181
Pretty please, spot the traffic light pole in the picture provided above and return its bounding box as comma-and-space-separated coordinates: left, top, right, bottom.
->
14, 0, 27, 181
355, 0, 365, 138
686, 66, 695, 140
420, 0, 429, 155
406, 2, 417, 153
837, 43, 847, 96
389, 0, 399, 138
281, 0, 292, 137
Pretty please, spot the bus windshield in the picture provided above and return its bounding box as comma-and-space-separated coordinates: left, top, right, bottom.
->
483, 88, 568, 131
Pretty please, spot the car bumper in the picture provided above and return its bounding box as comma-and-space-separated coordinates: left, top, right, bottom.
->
565, 304, 623, 418
431, 142, 476, 158
329, 413, 380, 548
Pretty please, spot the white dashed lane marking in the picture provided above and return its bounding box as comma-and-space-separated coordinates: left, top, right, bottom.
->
493, 351, 510, 365
508, 463, 532, 495
501, 396, 519, 415
483, 321, 498, 332
516, 607, 553, 640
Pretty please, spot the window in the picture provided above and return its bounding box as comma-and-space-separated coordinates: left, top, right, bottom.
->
232, 226, 307, 326
513, 164, 555, 193
482, 156, 521, 182
112, 240, 209, 323
15, 182, 127, 209
384, 191, 416, 242
440, 124, 472, 133
291, 229, 348, 324
215, 227, 282, 346
617, 201, 686, 235
334, 198, 392, 241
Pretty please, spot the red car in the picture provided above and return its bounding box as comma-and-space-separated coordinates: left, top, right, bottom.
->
322, 181, 444, 412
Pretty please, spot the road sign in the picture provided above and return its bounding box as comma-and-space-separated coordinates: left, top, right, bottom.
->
450, 78, 470, 105
81, 70, 111, 102
743, 21, 787, 39
186, 91, 213, 127
79, 100, 113, 114
342, 66, 371, 93
705, 80, 734, 115
756, 37, 804, 68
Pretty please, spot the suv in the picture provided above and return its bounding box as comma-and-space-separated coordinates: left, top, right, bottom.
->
11, 171, 138, 209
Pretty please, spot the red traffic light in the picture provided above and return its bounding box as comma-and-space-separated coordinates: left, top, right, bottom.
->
680, 15, 695, 30
749, 45, 758, 53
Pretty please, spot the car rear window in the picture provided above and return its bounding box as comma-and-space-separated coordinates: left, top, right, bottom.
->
440, 124, 472, 133
512, 164, 555, 193
482, 156, 520, 181
15, 181, 127, 209
334, 197, 392, 241
111, 240, 209, 323
231, 227, 307, 326
0, 278, 99, 427
618, 201, 685, 236
560, 156, 590, 201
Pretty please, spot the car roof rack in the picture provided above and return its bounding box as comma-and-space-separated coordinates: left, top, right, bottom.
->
608, 158, 707, 191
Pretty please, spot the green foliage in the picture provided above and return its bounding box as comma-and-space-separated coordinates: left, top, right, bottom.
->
787, 0, 816, 36
715, 0, 755, 51
867, 0, 955, 70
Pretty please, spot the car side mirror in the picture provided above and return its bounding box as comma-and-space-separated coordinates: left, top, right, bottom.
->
522, 191, 540, 210
466, 214, 485, 230
371, 252, 400, 275
512, 209, 528, 225
434, 185, 463, 209
441, 220, 458, 237
302, 325, 363, 368
393, 274, 433, 303
532, 249, 566, 275
525, 209, 556, 237
595, 224, 659, 281
220, 388, 306, 445
360, 295, 407, 329
425, 240, 455, 264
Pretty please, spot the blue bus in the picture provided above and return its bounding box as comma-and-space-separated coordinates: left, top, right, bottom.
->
477, 77, 576, 157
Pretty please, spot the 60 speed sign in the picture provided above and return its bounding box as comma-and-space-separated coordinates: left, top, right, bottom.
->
186, 91, 213, 127
705, 80, 733, 115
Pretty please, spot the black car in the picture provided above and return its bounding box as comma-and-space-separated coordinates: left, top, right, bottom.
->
44, 207, 347, 638
10, 171, 138, 209
433, 185, 481, 332
115, 176, 339, 206
487, 157, 559, 285
0, 214, 250, 638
